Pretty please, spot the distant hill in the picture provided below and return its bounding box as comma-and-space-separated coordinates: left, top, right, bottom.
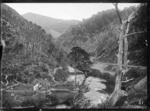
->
23, 13, 80, 39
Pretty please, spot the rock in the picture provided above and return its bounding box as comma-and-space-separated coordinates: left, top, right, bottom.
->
85, 77, 106, 91
134, 76, 147, 90
68, 66, 75, 73
67, 75, 85, 85
84, 91, 109, 107
55, 104, 71, 109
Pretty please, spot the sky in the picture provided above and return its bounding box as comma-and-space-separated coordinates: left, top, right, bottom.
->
5, 3, 139, 21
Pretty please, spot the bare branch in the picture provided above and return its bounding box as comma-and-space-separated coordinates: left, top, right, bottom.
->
113, 3, 122, 24
122, 77, 134, 83
97, 62, 147, 69
128, 12, 137, 22
123, 30, 147, 38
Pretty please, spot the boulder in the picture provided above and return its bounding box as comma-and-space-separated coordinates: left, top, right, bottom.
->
134, 76, 147, 90
83, 91, 109, 107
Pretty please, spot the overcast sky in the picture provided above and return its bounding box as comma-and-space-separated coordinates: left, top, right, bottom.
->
5, 3, 139, 21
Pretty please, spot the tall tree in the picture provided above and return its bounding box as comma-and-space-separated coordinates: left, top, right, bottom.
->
67, 47, 92, 90
107, 3, 137, 107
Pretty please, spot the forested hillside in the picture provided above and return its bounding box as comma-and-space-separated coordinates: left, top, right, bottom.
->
1, 3, 148, 109
56, 4, 147, 66
1, 4, 66, 84
23, 13, 80, 39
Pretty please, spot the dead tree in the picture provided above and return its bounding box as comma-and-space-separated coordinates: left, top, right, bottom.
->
107, 3, 137, 107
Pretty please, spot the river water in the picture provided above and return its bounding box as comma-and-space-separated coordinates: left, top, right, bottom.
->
91, 62, 116, 76
2, 62, 115, 108
67, 75, 109, 106
66, 62, 115, 107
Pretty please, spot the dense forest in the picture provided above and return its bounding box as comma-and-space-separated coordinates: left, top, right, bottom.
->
1, 3, 67, 85
1, 3, 148, 109
56, 4, 147, 66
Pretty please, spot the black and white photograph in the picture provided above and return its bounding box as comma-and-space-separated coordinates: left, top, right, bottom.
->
0, 2, 148, 110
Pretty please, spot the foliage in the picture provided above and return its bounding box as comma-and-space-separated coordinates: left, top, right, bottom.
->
126, 88, 147, 106
54, 69, 70, 82
128, 3, 148, 66
1, 4, 67, 85
123, 67, 147, 80
1, 3, 148, 109
67, 47, 92, 73
56, 4, 147, 66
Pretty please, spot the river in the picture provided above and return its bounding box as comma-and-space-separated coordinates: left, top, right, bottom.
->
66, 62, 116, 107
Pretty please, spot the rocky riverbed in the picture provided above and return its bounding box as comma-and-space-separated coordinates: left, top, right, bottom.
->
1, 62, 147, 109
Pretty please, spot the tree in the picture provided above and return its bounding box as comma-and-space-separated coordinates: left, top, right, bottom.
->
107, 3, 140, 107
67, 47, 92, 90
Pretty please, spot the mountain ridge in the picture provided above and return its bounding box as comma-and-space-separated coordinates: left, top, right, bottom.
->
23, 12, 80, 22
23, 12, 80, 39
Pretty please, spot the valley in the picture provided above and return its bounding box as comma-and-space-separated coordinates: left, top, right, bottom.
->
1, 3, 148, 109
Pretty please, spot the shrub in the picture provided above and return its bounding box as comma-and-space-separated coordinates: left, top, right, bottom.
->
54, 69, 70, 82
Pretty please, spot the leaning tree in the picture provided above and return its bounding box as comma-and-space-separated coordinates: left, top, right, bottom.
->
107, 3, 147, 107
67, 47, 92, 90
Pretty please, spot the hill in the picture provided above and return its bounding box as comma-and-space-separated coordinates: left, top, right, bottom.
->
56, 4, 147, 66
1, 4, 67, 84
23, 13, 80, 39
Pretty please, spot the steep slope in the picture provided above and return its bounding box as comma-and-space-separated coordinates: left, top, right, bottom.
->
1, 4, 66, 84
23, 13, 80, 39
56, 5, 147, 66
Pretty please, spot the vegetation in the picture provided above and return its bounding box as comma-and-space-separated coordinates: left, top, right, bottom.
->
1, 4, 68, 86
56, 4, 147, 66
54, 68, 70, 82
67, 47, 92, 89
68, 47, 92, 73
1, 3, 147, 109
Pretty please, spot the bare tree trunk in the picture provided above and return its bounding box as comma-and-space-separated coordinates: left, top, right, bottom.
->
75, 68, 77, 88
76, 72, 87, 95
81, 73, 87, 87
107, 4, 137, 107
108, 25, 127, 106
